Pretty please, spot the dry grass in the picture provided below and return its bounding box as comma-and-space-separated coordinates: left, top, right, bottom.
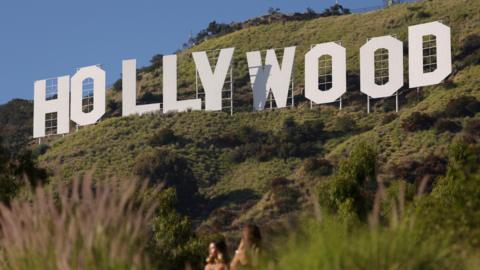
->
0, 176, 157, 270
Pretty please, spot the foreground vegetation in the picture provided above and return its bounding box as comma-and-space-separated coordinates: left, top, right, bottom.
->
1, 139, 480, 269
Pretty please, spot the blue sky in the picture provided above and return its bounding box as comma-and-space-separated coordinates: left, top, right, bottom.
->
0, 0, 388, 104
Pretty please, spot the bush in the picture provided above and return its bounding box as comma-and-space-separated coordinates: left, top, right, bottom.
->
391, 155, 447, 191
381, 113, 397, 125
149, 188, 206, 270
149, 128, 179, 147
133, 148, 199, 212
332, 115, 357, 134
215, 126, 266, 148
106, 99, 121, 117
139, 92, 162, 104
304, 157, 333, 176
415, 10, 431, 18
113, 78, 122, 91
444, 96, 480, 118
434, 119, 462, 133
320, 4, 351, 16
413, 141, 480, 247
32, 143, 49, 157
276, 117, 323, 160
401, 112, 435, 132
463, 118, 480, 137
317, 142, 377, 220
228, 119, 324, 163
457, 34, 480, 60
0, 139, 47, 204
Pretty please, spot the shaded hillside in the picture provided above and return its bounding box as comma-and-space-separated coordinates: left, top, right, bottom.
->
0, 99, 32, 155
37, 0, 480, 232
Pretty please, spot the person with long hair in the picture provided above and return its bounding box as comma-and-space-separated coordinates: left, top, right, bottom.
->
205, 239, 230, 270
230, 224, 263, 270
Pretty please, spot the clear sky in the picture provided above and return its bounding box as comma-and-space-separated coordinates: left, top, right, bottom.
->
0, 0, 389, 104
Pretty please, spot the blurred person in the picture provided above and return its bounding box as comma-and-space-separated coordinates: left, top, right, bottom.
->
205, 239, 229, 270
230, 224, 263, 270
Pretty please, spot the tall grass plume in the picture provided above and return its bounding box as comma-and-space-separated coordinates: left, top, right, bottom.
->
0, 176, 157, 269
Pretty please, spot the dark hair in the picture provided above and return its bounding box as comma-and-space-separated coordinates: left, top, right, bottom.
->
243, 224, 262, 249
214, 239, 229, 263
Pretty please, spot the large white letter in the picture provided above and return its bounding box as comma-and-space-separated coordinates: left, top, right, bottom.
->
122, 59, 160, 116
360, 36, 404, 98
163, 54, 201, 113
33, 76, 70, 138
305, 42, 346, 104
70, 65, 106, 126
192, 48, 234, 111
247, 46, 296, 111
409, 21, 452, 88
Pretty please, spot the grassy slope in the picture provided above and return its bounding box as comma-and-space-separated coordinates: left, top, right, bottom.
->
39, 0, 480, 228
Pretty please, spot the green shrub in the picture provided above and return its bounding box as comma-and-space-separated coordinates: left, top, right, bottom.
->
434, 119, 462, 133
391, 155, 447, 188
106, 99, 121, 117
332, 115, 357, 134
0, 139, 47, 204
444, 96, 480, 118
457, 34, 480, 60
413, 140, 480, 247
415, 10, 431, 18
149, 128, 179, 146
304, 157, 333, 176
32, 143, 49, 157
133, 148, 199, 212
317, 142, 377, 220
149, 188, 206, 270
463, 118, 480, 138
401, 112, 435, 132
228, 118, 324, 163
139, 92, 162, 104
381, 113, 397, 125
112, 78, 122, 91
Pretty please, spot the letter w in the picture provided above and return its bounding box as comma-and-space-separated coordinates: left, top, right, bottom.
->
246, 47, 296, 111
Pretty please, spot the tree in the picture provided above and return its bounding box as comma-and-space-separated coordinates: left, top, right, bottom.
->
0, 137, 47, 204
133, 148, 200, 213
317, 142, 377, 220
268, 7, 281, 15
384, 0, 402, 7
414, 141, 480, 247
321, 4, 351, 17
150, 54, 164, 69
149, 188, 205, 270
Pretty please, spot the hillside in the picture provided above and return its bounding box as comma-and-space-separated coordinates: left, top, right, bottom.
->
35, 0, 480, 234
0, 99, 33, 155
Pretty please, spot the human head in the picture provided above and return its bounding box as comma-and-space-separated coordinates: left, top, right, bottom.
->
208, 239, 229, 263
208, 242, 218, 257
242, 224, 262, 249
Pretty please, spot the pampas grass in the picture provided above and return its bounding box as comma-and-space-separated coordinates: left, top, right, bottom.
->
0, 176, 157, 270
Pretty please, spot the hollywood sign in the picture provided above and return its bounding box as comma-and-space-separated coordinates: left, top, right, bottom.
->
33, 21, 451, 138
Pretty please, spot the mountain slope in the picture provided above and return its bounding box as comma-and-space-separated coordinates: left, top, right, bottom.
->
0, 99, 33, 154
38, 0, 480, 231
